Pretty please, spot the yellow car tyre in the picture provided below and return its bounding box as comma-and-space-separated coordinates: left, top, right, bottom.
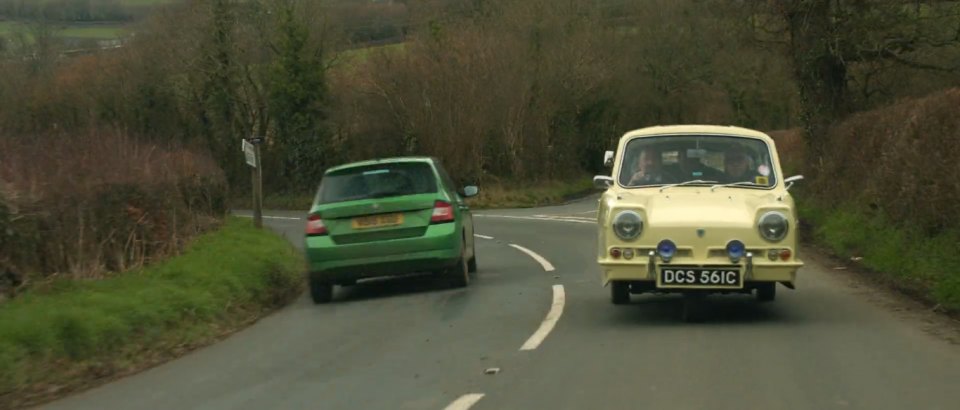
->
611, 282, 630, 305
757, 282, 776, 302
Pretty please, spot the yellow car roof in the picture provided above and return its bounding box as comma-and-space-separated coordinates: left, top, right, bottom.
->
621, 125, 773, 142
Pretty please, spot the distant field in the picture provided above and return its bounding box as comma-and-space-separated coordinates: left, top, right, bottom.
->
15, 0, 180, 5
122, 0, 180, 4
0, 22, 128, 41
59, 25, 127, 39
336, 42, 407, 68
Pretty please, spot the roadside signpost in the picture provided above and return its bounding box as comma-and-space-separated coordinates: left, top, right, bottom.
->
243, 137, 264, 228
243, 139, 256, 167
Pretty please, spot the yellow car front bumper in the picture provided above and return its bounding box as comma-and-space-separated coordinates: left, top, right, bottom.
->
600, 252, 802, 288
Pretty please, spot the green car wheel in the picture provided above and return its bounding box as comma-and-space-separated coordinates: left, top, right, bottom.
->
309, 278, 333, 304
447, 239, 470, 288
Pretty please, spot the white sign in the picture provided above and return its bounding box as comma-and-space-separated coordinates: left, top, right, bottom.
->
242, 139, 256, 167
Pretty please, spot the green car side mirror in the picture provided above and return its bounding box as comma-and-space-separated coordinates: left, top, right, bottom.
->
462, 185, 479, 197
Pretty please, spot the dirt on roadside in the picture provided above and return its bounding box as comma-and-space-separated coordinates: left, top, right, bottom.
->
800, 243, 960, 346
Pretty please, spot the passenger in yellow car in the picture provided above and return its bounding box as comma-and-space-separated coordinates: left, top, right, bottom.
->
624, 147, 669, 186
722, 147, 762, 184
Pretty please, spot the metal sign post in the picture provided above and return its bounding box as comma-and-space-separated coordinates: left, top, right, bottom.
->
243, 137, 265, 228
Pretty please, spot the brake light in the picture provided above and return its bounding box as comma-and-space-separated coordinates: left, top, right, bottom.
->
431, 201, 455, 223
306, 214, 328, 236
780, 249, 792, 261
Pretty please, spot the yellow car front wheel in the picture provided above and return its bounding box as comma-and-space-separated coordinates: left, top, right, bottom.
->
611, 282, 630, 305
756, 283, 776, 302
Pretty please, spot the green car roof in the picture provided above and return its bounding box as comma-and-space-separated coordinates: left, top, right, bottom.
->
324, 156, 436, 174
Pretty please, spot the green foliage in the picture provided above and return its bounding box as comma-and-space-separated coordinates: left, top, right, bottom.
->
267, 0, 329, 192
464, 176, 595, 210
0, 134, 228, 283
805, 88, 960, 236
0, 217, 304, 403
196, 0, 243, 187
786, 85, 960, 316
1, 0, 957, 203
801, 200, 960, 312
754, 0, 960, 170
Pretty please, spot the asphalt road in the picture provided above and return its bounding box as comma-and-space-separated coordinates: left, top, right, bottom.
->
39, 196, 960, 410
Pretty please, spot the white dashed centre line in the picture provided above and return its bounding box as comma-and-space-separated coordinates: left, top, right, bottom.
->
520, 284, 566, 351
474, 214, 594, 224
508, 244, 555, 272
474, 234, 494, 240
444, 393, 486, 410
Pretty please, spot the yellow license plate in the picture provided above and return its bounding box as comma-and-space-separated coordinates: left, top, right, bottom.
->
351, 213, 404, 229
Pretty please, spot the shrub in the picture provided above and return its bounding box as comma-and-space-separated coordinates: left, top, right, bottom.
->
0, 132, 227, 287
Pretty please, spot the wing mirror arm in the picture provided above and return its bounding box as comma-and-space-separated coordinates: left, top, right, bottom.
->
593, 175, 614, 190
784, 175, 804, 191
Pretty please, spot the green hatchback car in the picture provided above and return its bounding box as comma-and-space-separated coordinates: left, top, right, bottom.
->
304, 157, 480, 304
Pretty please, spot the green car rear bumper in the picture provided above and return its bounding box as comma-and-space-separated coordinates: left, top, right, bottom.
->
305, 222, 462, 283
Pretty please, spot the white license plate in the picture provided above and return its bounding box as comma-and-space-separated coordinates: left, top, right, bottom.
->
659, 266, 742, 288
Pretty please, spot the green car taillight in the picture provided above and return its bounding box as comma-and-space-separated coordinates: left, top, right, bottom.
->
306, 214, 328, 236
430, 200, 455, 224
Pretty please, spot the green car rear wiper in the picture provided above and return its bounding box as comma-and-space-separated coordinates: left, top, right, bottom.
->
659, 179, 718, 192
368, 190, 409, 199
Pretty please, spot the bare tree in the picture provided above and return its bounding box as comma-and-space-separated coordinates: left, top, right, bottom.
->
748, 0, 960, 174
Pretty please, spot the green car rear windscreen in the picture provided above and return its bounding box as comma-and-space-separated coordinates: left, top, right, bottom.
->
317, 162, 439, 204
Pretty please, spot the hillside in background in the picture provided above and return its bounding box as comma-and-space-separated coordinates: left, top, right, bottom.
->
0, 0, 185, 52
0, 0, 958, 287
2, 0, 958, 186
1, 2, 960, 403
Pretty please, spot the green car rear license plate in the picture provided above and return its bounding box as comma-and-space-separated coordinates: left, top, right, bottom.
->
351, 213, 404, 230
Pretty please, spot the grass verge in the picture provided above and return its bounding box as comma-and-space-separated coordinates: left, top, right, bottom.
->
797, 196, 960, 314
464, 176, 596, 209
230, 176, 598, 212
230, 193, 316, 212
0, 217, 305, 409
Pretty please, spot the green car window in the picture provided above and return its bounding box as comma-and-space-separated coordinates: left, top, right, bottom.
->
433, 161, 458, 195
318, 162, 439, 204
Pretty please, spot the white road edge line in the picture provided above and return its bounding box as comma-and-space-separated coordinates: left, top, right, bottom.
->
474, 234, 494, 240
532, 214, 594, 221
508, 244, 556, 272
236, 215, 303, 221
520, 284, 566, 351
548, 216, 596, 222
444, 393, 486, 410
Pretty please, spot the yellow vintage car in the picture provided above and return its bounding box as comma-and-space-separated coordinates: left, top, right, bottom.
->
593, 125, 804, 320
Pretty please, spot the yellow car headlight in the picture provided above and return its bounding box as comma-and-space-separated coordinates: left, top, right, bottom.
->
613, 211, 643, 241
758, 211, 789, 242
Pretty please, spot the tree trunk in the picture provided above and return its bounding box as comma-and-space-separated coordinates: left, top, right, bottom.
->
783, 0, 849, 177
